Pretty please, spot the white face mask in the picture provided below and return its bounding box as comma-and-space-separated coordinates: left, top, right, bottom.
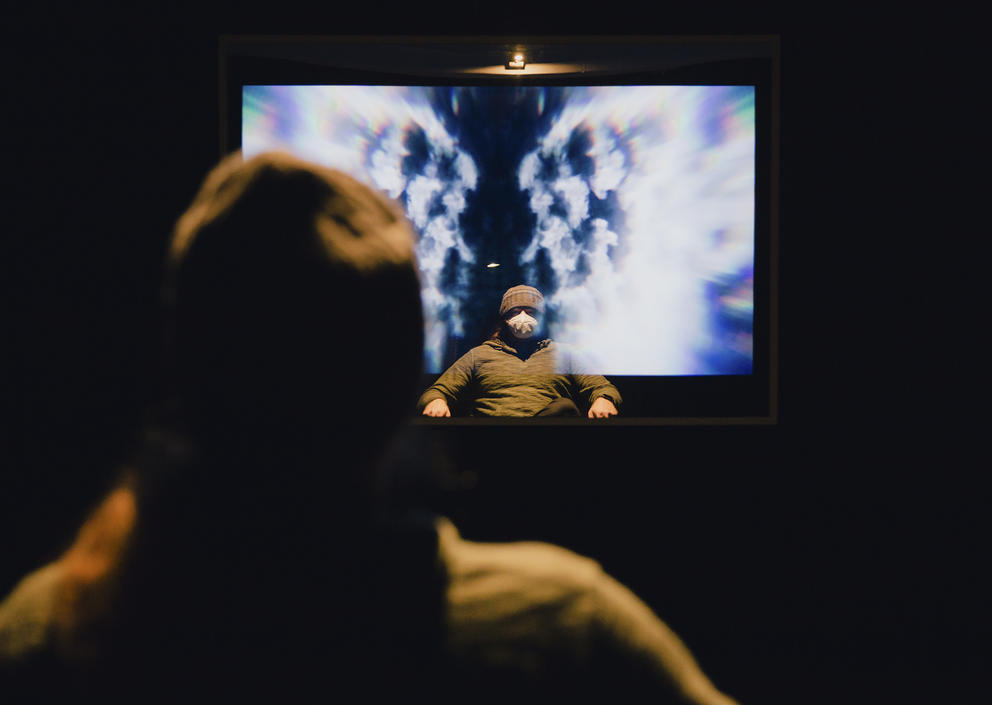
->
506, 311, 539, 339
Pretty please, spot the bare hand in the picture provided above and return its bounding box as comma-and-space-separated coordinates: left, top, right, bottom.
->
423, 399, 451, 417
588, 397, 618, 419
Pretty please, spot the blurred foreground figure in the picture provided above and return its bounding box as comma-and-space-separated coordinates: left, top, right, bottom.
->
420, 285, 621, 418
0, 152, 737, 704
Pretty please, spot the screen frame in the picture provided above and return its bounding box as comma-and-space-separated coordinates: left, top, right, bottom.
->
219, 35, 780, 427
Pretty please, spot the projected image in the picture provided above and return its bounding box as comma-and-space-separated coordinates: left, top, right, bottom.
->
243, 85, 755, 375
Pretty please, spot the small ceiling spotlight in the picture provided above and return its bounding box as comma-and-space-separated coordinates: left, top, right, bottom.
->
505, 52, 526, 70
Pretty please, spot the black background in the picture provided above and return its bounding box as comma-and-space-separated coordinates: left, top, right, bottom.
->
2, 5, 981, 703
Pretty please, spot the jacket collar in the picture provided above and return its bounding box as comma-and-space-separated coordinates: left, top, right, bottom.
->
484, 337, 552, 354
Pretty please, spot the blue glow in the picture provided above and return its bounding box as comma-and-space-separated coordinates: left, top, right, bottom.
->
243, 85, 755, 375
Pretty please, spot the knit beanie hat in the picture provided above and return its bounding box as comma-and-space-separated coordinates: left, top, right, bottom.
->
499, 285, 545, 316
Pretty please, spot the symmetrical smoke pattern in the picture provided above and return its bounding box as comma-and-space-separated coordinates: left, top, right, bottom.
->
242, 85, 755, 375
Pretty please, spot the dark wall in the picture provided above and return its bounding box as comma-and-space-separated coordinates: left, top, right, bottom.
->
2, 6, 979, 704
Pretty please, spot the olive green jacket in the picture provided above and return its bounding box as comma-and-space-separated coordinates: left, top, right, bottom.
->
417, 338, 621, 417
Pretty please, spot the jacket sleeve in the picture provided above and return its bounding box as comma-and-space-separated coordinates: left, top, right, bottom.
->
572, 374, 622, 409
416, 349, 477, 412
555, 344, 622, 409
586, 570, 740, 705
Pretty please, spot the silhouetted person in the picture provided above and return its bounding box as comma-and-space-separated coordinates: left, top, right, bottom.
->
0, 151, 738, 704
420, 285, 621, 418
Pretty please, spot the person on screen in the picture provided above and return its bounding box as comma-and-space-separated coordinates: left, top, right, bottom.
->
419, 285, 621, 418
0, 151, 737, 704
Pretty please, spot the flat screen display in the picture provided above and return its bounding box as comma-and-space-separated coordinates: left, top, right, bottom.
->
242, 85, 755, 379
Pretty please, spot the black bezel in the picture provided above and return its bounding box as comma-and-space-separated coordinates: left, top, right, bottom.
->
219, 35, 780, 426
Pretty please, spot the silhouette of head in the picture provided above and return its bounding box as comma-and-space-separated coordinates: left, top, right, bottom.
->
162, 151, 423, 463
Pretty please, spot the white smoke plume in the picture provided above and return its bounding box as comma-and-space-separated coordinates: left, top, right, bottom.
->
518, 86, 755, 374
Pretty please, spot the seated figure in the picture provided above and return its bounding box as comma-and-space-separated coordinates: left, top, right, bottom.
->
419, 285, 622, 418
